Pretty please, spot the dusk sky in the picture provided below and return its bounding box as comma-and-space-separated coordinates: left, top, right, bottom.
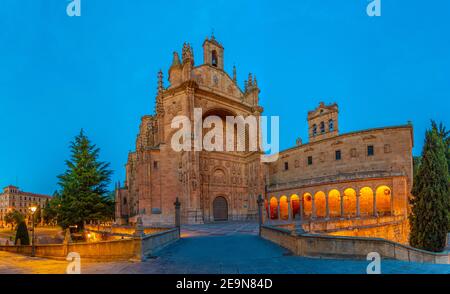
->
1, 0, 449, 195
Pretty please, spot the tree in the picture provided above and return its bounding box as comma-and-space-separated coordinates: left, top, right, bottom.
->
431, 120, 450, 174
409, 126, 450, 252
55, 130, 113, 231
15, 221, 30, 245
4, 210, 24, 229
431, 121, 450, 231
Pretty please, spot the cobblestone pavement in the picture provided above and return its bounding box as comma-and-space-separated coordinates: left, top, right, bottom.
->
0, 222, 449, 274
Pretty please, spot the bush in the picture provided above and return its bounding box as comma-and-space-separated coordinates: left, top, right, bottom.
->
15, 221, 30, 246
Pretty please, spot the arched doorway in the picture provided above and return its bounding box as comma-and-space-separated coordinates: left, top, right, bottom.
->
213, 196, 228, 221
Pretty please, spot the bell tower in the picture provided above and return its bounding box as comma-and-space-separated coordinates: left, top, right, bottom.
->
202, 35, 224, 70
308, 102, 339, 143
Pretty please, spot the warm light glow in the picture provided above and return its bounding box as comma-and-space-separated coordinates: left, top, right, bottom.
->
343, 188, 357, 217
269, 197, 278, 219
314, 191, 326, 218
328, 189, 341, 218
279, 196, 288, 220
29, 206, 37, 213
359, 187, 374, 216
290, 194, 300, 217
303, 193, 313, 217
376, 185, 392, 215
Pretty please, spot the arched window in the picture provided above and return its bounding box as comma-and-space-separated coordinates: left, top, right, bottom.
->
212, 50, 218, 67
329, 119, 334, 131
123, 197, 127, 205
320, 121, 325, 133
312, 124, 317, 136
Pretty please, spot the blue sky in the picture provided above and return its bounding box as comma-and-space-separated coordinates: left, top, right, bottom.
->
1, 0, 449, 195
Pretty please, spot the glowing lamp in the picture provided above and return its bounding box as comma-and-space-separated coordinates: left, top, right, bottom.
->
29, 206, 37, 214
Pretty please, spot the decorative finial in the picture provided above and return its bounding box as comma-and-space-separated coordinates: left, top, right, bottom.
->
233, 65, 237, 83
248, 73, 253, 87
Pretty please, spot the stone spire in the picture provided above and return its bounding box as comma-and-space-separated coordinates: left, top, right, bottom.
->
157, 69, 164, 95
232, 65, 237, 83
182, 43, 194, 65
155, 70, 165, 115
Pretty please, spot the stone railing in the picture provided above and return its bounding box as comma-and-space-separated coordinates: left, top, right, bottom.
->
260, 225, 449, 264
0, 227, 179, 261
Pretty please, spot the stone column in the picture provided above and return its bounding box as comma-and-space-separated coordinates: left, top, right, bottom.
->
325, 194, 330, 220
257, 195, 264, 236
174, 197, 181, 236
287, 199, 292, 221
356, 194, 360, 218
311, 195, 316, 220
277, 199, 281, 221
373, 190, 378, 217
340, 194, 345, 219
299, 196, 304, 222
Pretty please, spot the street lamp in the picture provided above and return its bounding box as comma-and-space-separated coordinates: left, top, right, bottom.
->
29, 205, 37, 257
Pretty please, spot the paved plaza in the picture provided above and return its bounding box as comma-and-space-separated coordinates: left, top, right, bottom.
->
0, 222, 449, 274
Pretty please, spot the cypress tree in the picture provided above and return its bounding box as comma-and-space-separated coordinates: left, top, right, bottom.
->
15, 221, 30, 245
56, 130, 113, 231
409, 127, 450, 252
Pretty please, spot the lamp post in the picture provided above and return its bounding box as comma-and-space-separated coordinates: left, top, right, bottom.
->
29, 205, 37, 257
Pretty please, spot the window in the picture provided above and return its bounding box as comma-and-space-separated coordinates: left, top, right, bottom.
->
312, 124, 317, 136
367, 145, 374, 156
284, 162, 289, 171
335, 150, 341, 160
153, 161, 158, 169
320, 121, 325, 133
307, 156, 313, 165
329, 119, 334, 132
212, 50, 218, 67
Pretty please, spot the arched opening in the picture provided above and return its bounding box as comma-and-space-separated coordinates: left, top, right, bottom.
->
269, 197, 278, 220
213, 196, 228, 221
329, 119, 334, 131
290, 194, 300, 219
376, 186, 392, 216
320, 121, 325, 134
212, 50, 218, 67
314, 191, 326, 218
343, 188, 357, 218
279, 196, 288, 220
328, 189, 341, 218
359, 187, 374, 217
303, 193, 313, 218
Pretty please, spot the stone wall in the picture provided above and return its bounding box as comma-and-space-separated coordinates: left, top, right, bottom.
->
277, 215, 410, 244
261, 225, 449, 264
0, 228, 179, 261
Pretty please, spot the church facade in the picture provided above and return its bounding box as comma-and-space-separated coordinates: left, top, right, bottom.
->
115, 37, 414, 241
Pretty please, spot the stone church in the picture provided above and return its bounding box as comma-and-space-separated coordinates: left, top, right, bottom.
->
115, 36, 413, 240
